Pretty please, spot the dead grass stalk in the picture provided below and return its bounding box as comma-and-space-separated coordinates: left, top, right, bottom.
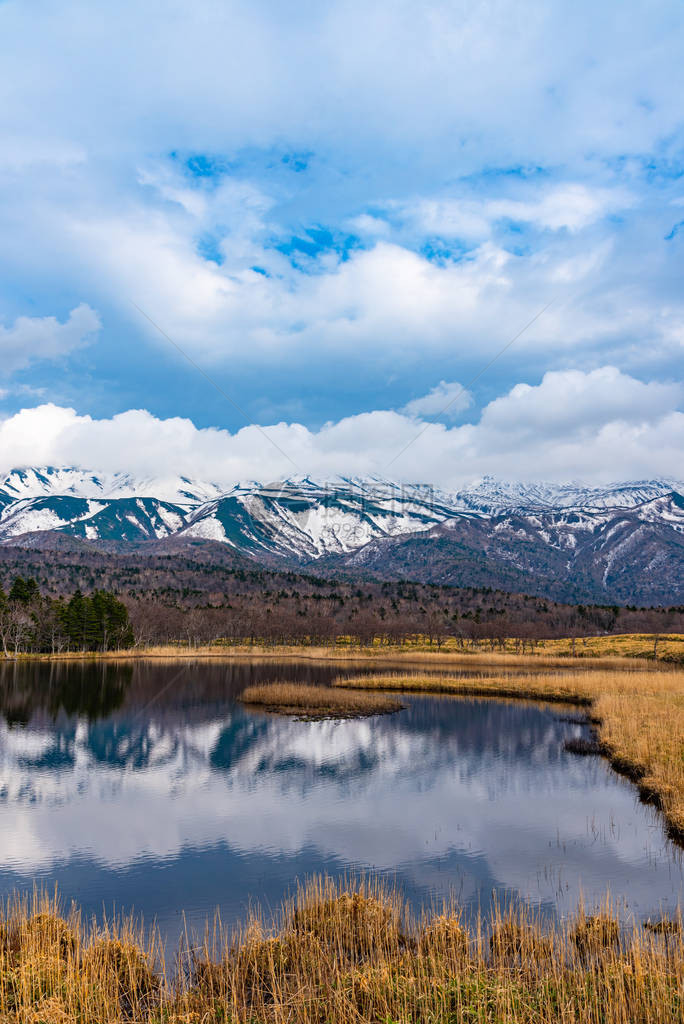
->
2, 880, 684, 1023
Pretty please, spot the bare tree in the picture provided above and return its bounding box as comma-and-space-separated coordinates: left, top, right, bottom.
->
0, 603, 33, 658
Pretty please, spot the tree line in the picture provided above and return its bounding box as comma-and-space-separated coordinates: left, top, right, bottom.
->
0, 576, 134, 656
2, 546, 684, 653
127, 589, 684, 651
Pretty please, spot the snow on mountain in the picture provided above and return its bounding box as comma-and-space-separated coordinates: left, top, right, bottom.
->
0, 468, 124, 504
0, 467, 227, 504
0, 495, 190, 542
447, 476, 682, 514
0, 470, 682, 577
338, 490, 684, 605
181, 477, 450, 558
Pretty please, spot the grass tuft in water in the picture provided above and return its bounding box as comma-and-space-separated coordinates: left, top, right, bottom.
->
2, 879, 684, 1022
239, 681, 403, 718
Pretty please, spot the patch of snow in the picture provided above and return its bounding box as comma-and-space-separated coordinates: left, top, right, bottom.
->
183, 516, 230, 544
0, 507, 68, 537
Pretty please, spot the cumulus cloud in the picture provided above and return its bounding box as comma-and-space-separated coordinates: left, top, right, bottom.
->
0, 304, 101, 376
402, 381, 472, 419
478, 368, 683, 439
0, 0, 682, 450
0, 368, 681, 488
12, 172, 670, 383
0, 1, 682, 388
113, 229, 634, 370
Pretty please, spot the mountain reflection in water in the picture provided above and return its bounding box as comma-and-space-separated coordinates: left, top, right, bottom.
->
0, 659, 681, 945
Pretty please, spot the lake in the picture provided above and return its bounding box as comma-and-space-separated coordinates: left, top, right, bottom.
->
0, 658, 681, 945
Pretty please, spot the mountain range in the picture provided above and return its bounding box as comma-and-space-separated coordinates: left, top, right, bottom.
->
0, 467, 682, 605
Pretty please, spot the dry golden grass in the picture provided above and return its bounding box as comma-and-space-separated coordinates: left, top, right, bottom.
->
0, 891, 164, 1024
23, 641, 664, 671
239, 682, 403, 718
335, 666, 684, 840
595, 689, 684, 839
2, 879, 684, 1023
531, 633, 684, 663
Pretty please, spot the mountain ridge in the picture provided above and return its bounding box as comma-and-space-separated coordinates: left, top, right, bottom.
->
0, 468, 682, 604
2, 466, 681, 507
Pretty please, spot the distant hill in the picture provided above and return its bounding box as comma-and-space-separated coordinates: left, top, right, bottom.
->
0, 536, 682, 647
327, 493, 684, 606
0, 468, 682, 605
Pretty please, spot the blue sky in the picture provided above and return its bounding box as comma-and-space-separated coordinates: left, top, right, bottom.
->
0, 0, 683, 486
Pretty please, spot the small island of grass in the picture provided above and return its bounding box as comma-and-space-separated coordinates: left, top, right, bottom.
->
239, 682, 404, 719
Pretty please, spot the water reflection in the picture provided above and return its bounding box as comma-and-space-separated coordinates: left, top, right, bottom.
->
0, 660, 681, 945
0, 660, 131, 727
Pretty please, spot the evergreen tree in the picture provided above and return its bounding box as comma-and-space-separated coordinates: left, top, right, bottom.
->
66, 589, 86, 649
9, 576, 40, 605
63, 589, 134, 651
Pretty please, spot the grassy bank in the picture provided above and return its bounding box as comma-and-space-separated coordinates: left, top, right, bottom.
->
336, 667, 684, 841
527, 633, 684, 663
1, 880, 683, 1024
240, 682, 403, 719
10, 640, 665, 670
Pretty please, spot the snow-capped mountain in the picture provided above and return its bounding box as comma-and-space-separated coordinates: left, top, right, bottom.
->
0, 471, 463, 552
336, 490, 684, 605
447, 476, 683, 515
0, 468, 682, 602
0, 467, 226, 505
180, 477, 463, 558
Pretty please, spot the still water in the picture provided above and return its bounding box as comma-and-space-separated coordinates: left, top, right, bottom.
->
0, 659, 681, 943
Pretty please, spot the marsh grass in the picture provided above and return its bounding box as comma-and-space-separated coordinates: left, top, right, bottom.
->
335, 667, 684, 839
532, 633, 684, 664
22, 639, 669, 669
239, 682, 403, 718
3, 879, 684, 1023
0, 889, 164, 1023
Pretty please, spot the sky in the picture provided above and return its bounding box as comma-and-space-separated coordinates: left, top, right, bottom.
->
0, 0, 683, 487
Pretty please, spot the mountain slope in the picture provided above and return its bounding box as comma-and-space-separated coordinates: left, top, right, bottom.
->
333, 493, 684, 605
0, 467, 225, 504
181, 478, 460, 559
0, 468, 682, 604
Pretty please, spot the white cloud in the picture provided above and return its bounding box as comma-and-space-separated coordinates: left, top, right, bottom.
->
14, 181, 671, 379
347, 214, 391, 238
402, 381, 472, 419
478, 367, 683, 439
0, 304, 101, 375
0, 367, 680, 487
0, 0, 681, 390
488, 184, 635, 233
395, 184, 634, 240
2, 1, 683, 172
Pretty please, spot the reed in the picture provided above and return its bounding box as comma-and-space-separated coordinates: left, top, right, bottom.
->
2, 879, 683, 1023
239, 682, 403, 718
335, 666, 684, 839
530, 633, 684, 664
18, 639, 670, 668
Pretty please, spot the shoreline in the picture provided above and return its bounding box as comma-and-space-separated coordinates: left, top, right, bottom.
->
5, 649, 684, 843
334, 667, 684, 845
2, 878, 682, 1023
2, 637, 675, 668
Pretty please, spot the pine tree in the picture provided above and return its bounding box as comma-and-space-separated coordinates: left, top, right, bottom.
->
9, 576, 40, 605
